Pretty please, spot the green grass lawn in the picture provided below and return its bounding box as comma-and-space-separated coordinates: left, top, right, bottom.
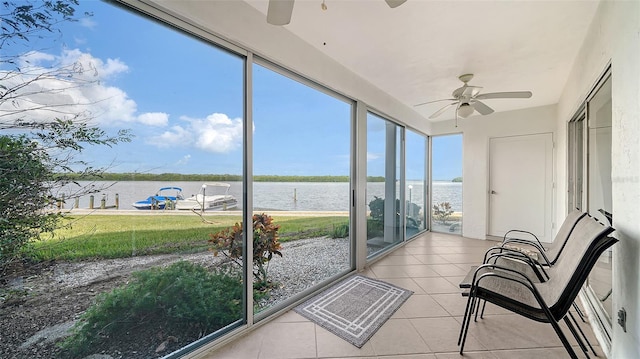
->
29, 213, 349, 261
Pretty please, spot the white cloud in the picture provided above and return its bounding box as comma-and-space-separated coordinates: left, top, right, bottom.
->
137, 112, 169, 126
0, 48, 158, 127
146, 113, 244, 154
176, 154, 191, 166
367, 152, 381, 161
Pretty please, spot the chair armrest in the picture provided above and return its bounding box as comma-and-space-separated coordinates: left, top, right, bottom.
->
503, 229, 543, 248
485, 251, 549, 282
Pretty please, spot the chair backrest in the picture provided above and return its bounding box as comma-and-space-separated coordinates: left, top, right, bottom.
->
546, 209, 588, 264
543, 214, 615, 318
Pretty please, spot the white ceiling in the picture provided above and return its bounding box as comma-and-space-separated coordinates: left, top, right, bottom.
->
245, 0, 600, 122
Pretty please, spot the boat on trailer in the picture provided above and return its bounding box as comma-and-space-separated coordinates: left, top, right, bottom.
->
132, 186, 184, 210
175, 183, 238, 211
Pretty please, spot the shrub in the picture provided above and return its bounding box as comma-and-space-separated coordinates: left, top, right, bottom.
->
433, 202, 454, 224
209, 213, 282, 289
62, 261, 242, 356
330, 223, 349, 238
0, 135, 59, 270
368, 196, 384, 222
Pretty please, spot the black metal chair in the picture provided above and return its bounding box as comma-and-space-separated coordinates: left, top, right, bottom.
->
458, 214, 616, 359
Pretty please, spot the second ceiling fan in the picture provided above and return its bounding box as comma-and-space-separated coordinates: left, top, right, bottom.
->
267, 0, 407, 25
415, 74, 533, 120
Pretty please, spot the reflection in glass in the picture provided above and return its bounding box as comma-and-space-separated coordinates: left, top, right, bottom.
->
586, 75, 613, 323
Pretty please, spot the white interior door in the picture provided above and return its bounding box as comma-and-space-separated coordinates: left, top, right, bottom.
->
489, 133, 553, 243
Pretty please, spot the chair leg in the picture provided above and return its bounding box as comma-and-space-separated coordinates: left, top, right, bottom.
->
458, 290, 477, 346
480, 299, 487, 319
459, 291, 478, 353
569, 311, 597, 356
564, 316, 590, 358
549, 316, 580, 359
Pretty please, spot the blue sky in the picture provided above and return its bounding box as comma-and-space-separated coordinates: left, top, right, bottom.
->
2, 1, 462, 180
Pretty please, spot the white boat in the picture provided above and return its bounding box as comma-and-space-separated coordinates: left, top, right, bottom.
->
175, 183, 238, 211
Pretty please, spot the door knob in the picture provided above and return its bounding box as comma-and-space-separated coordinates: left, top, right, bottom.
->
491, 190, 497, 194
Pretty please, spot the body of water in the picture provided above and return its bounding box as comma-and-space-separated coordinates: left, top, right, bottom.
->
59, 181, 462, 212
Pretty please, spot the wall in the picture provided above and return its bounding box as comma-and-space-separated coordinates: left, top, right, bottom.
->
430, 104, 557, 240
556, 1, 640, 357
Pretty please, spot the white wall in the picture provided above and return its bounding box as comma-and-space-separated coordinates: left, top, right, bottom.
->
556, 1, 640, 357
430, 104, 557, 240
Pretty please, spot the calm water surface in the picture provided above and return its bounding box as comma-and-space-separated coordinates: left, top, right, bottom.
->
62, 181, 462, 212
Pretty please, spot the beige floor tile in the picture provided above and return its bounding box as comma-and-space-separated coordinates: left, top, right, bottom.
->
443, 275, 467, 288
413, 277, 461, 294
491, 347, 589, 359
461, 314, 577, 351
438, 253, 486, 264
430, 293, 470, 316
381, 277, 426, 294
256, 322, 317, 359
435, 351, 498, 359
402, 264, 442, 277
369, 264, 412, 278
376, 254, 423, 266
204, 331, 262, 359
427, 264, 470, 277
368, 318, 431, 356
411, 316, 486, 352
412, 254, 451, 264
272, 310, 310, 323
315, 325, 376, 358
378, 355, 437, 359
399, 294, 450, 318
424, 247, 464, 254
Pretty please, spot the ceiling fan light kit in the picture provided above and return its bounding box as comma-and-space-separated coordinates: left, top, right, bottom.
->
414, 73, 533, 121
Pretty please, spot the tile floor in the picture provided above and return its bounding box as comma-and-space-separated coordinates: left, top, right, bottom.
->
203, 232, 601, 358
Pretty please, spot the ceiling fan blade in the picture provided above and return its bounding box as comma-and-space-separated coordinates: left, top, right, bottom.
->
476, 91, 532, 100
414, 98, 456, 107
385, 0, 407, 8
462, 86, 482, 97
267, 0, 295, 25
472, 100, 494, 115
429, 102, 457, 119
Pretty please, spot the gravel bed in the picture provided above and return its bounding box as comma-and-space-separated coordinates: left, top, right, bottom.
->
257, 236, 350, 308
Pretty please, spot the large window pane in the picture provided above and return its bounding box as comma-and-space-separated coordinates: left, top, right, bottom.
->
431, 134, 463, 234
586, 75, 613, 326
366, 113, 403, 256
1, 2, 245, 358
252, 63, 352, 315
406, 129, 428, 237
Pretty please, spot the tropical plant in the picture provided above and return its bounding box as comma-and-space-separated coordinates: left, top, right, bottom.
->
209, 213, 282, 289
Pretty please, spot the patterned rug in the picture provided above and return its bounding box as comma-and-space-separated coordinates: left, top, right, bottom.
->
294, 275, 413, 348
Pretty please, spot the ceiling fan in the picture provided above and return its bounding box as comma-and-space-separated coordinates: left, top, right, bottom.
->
267, 0, 407, 25
415, 74, 533, 120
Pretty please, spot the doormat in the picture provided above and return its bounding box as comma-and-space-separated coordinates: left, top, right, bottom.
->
294, 275, 413, 348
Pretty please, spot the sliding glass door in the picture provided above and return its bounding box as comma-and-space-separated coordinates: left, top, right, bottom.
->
431, 134, 463, 234
252, 62, 354, 316
366, 112, 403, 257
406, 128, 428, 238
568, 71, 613, 349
